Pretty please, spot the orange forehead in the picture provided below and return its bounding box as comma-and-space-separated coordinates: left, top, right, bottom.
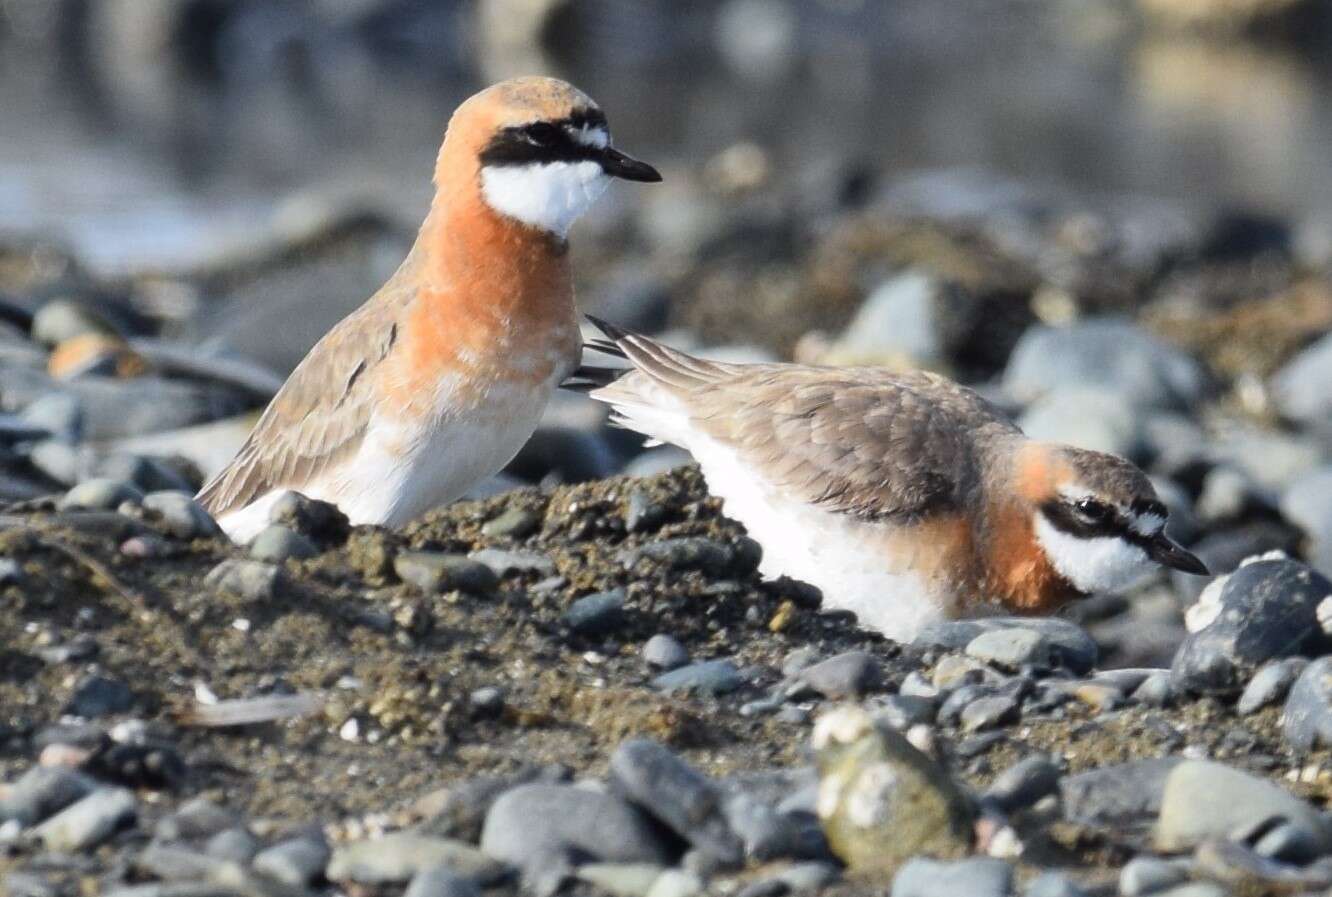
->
1013, 442, 1075, 504
453, 77, 595, 136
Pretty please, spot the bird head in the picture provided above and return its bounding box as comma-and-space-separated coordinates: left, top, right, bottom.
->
439, 76, 660, 237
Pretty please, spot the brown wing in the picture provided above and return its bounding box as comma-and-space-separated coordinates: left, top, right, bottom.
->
196, 288, 405, 519
590, 321, 1018, 521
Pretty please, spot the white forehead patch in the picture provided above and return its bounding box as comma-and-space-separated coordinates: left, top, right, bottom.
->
1129, 512, 1166, 537
571, 125, 609, 149
1033, 512, 1153, 595
480, 159, 609, 236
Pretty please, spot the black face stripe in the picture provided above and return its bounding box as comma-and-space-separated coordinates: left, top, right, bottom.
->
478, 111, 608, 168
1039, 498, 1163, 552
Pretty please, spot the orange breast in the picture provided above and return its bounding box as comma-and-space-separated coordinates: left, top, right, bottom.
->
980, 500, 1077, 614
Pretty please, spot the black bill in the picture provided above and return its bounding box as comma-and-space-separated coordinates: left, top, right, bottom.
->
599, 147, 662, 182
1148, 533, 1209, 576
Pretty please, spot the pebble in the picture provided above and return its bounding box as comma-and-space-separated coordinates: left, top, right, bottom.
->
1271, 330, 1332, 427
267, 491, 349, 542
1254, 819, 1324, 864
205, 827, 261, 864
1238, 657, 1308, 715
1281, 656, 1332, 750
58, 477, 143, 511
416, 767, 569, 843
1281, 466, 1332, 575
481, 506, 540, 539
1154, 884, 1227, 897
395, 551, 499, 594
576, 862, 665, 897
20, 393, 83, 443
327, 833, 507, 885
644, 868, 704, 897
890, 856, 1013, 897
0, 766, 95, 827
404, 866, 483, 897
620, 537, 741, 576
796, 651, 880, 699
872, 694, 937, 730
983, 755, 1061, 813
249, 524, 319, 562
28, 439, 81, 486
960, 694, 1019, 732
34, 787, 136, 851
479, 784, 677, 869
1018, 386, 1140, 458
652, 660, 743, 696
1154, 760, 1332, 852
916, 618, 1097, 673
966, 628, 1054, 670
1002, 318, 1206, 410
1120, 856, 1188, 896
469, 686, 506, 718
65, 675, 135, 718
642, 634, 689, 670
204, 559, 284, 601
1172, 558, 1332, 695
812, 706, 973, 875
469, 547, 556, 577
609, 739, 742, 865
98, 454, 195, 494
563, 589, 627, 636
1023, 871, 1088, 897
1132, 672, 1175, 708
141, 491, 221, 539
1060, 758, 1180, 827
720, 790, 826, 862
251, 832, 330, 886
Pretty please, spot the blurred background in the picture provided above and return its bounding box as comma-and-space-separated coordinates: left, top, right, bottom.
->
1, 0, 1331, 664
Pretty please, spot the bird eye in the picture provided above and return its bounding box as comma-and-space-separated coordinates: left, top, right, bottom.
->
526, 123, 560, 146
1074, 498, 1110, 522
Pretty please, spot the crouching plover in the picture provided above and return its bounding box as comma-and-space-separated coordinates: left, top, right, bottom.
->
577, 319, 1208, 640
198, 78, 660, 541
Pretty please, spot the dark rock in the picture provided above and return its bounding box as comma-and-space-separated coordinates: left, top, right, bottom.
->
620, 537, 736, 576
252, 833, 331, 887
797, 651, 880, 699
205, 827, 261, 864
141, 491, 221, 539
154, 798, 238, 841
269, 491, 350, 544
1172, 558, 1332, 696
983, 755, 1061, 813
562, 589, 627, 636
872, 694, 937, 730
417, 766, 569, 843
65, 675, 135, 718
1060, 758, 1181, 827
479, 783, 679, 868
609, 738, 742, 865
960, 694, 1019, 732
469, 547, 556, 577
652, 660, 743, 696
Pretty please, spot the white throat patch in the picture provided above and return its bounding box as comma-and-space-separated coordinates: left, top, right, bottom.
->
480, 160, 609, 236
1033, 512, 1152, 595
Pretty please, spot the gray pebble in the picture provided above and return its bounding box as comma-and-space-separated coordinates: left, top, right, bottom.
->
153, 798, 238, 841
468, 547, 556, 577
142, 491, 221, 540
1154, 885, 1227, 897
328, 833, 507, 885
28, 439, 81, 486
34, 787, 136, 851
960, 694, 1019, 732
20, 393, 83, 443
652, 660, 743, 696
0, 766, 95, 827
609, 739, 742, 865
873, 694, 937, 730
1132, 672, 1175, 708
404, 867, 482, 897
249, 525, 319, 562
1271, 330, 1332, 427
774, 861, 839, 893
563, 589, 627, 636
781, 647, 820, 679
643, 634, 689, 671
1155, 760, 1332, 853
1282, 466, 1332, 575
469, 686, 506, 717
916, 618, 1097, 673
1060, 758, 1181, 827
797, 651, 880, 699
620, 537, 739, 576
1120, 856, 1187, 896
891, 856, 1013, 897
1253, 819, 1323, 864
204, 559, 284, 601
32, 298, 115, 346
480, 784, 676, 869
1282, 656, 1332, 750
204, 827, 260, 864
135, 844, 227, 881
966, 628, 1054, 670
1023, 871, 1088, 897
59, 477, 143, 511
395, 551, 498, 594
983, 754, 1061, 813
1238, 657, 1308, 715
252, 833, 330, 886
